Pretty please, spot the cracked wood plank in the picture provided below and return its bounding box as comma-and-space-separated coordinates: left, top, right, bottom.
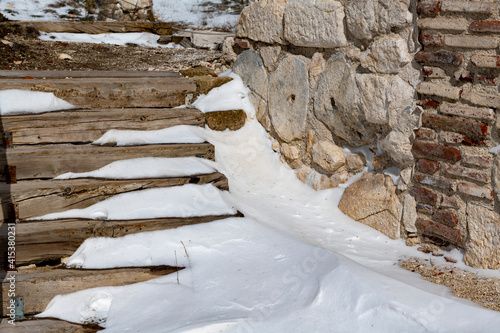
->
0, 318, 100, 333
0, 108, 204, 145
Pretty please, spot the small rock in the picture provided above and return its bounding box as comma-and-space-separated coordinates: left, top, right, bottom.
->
204, 110, 246, 131
444, 257, 457, 263
360, 35, 411, 74
272, 140, 280, 152
406, 237, 420, 246
281, 143, 300, 161
346, 153, 366, 173
312, 140, 345, 173
58, 53, 73, 60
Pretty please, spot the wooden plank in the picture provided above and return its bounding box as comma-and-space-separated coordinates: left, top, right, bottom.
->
0, 21, 172, 35
0, 108, 204, 145
0, 173, 227, 220
0, 143, 214, 181
3, 215, 237, 266
0, 318, 100, 333
0, 70, 180, 79
0, 77, 195, 108
1, 266, 180, 315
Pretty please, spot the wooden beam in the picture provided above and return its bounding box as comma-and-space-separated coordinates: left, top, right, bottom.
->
0, 70, 180, 79
0, 173, 227, 220
3, 215, 237, 266
0, 143, 214, 181
0, 77, 195, 108
1, 266, 181, 315
0, 108, 204, 145
0, 318, 100, 333
0, 21, 172, 35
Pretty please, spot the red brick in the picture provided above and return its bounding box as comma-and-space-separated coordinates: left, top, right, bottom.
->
439, 131, 489, 146
441, 1, 493, 14
416, 218, 462, 243
416, 128, 437, 140
475, 74, 499, 87
418, 18, 468, 31
415, 173, 456, 191
423, 66, 447, 79
418, 159, 440, 173
422, 113, 488, 142
417, 203, 435, 215
433, 208, 458, 227
470, 20, 500, 33
471, 54, 500, 69
417, 82, 461, 100
444, 35, 498, 49
454, 70, 473, 83
412, 140, 461, 162
417, 1, 441, 15
419, 34, 443, 47
440, 195, 460, 209
440, 102, 495, 122
457, 181, 494, 200
418, 100, 440, 108
411, 186, 439, 206
415, 51, 463, 66
462, 153, 491, 168
443, 163, 490, 184
461, 86, 500, 109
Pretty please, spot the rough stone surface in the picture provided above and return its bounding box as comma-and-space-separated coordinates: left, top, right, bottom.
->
259, 45, 281, 72
284, 0, 347, 48
346, 153, 366, 173
281, 143, 300, 161
193, 76, 233, 95
402, 193, 418, 233
338, 173, 402, 239
233, 50, 268, 125
236, 0, 286, 44
464, 204, 500, 269
360, 35, 411, 74
380, 130, 414, 167
205, 110, 246, 131
345, 0, 412, 41
494, 156, 500, 203
311, 140, 346, 173
268, 54, 309, 142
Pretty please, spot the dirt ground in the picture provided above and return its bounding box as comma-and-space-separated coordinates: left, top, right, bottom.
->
0, 23, 226, 73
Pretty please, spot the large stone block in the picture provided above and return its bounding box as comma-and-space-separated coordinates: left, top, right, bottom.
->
236, 0, 286, 44
268, 55, 309, 142
345, 0, 412, 41
313, 54, 368, 145
360, 35, 411, 74
284, 0, 347, 48
338, 173, 402, 239
464, 204, 500, 269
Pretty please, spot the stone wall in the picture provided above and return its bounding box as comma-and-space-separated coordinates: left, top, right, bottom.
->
225, 0, 500, 269
412, 0, 500, 269
89, 0, 154, 21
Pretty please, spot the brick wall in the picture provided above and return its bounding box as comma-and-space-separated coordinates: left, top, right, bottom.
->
412, 0, 500, 257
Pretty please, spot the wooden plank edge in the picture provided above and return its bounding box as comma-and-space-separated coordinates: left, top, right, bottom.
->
0, 317, 101, 332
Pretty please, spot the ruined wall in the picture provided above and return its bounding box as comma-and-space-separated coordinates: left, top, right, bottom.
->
90, 0, 154, 21
225, 0, 500, 269
412, 0, 500, 269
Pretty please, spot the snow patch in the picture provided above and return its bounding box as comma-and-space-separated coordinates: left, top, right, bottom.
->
0, 89, 75, 115
93, 126, 206, 146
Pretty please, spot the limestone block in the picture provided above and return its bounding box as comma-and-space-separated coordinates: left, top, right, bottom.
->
284, 0, 347, 48
338, 173, 402, 239
313, 54, 367, 145
360, 35, 411, 74
281, 143, 300, 161
311, 140, 345, 173
236, 0, 286, 44
380, 130, 414, 167
464, 204, 500, 269
268, 55, 309, 142
402, 193, 417, 233
345, 0, 412, 41
260, 45, 281, 72
346, 153, 366, 173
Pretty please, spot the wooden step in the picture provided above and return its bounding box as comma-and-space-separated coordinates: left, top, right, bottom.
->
0, 318, 100, 333
0, 72, 195, 108
1, 266, 180, 317
3, 215, 238, 266
0, 173, 227, 221
0, 107, 204, 145
0, 143, 214, 181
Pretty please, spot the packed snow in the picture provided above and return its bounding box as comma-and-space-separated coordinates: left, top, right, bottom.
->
23, 73, 500, 332
0, 89, 74, 115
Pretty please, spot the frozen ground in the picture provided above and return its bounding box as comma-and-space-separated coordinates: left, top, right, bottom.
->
2, 74, 498, 332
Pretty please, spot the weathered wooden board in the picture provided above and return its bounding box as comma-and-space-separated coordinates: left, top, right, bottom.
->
0, 21, 172, 35
0, 318, 100, 333
0, 77, 195, 108
1, 266, 180, 315
6, 215, 237, 265
0, 70, 180, 79
0, 143, 214, 181
0, 108, 204, 145
0, 173, 227, 220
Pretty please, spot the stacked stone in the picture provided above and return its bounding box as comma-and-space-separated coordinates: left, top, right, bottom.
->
94, 0, 154, 21
413, 0, 500, 268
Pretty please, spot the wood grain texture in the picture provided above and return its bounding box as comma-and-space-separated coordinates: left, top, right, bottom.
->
1, 266, 180, 315
0, 77, 195, 108
1, 108, 204, 145
0, 318, 100, 333
0, 143, 214, 181
0, 70, 180, 79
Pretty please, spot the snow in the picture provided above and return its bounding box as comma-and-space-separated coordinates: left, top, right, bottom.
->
55, 157, 216, 180
38, 32, 184, 49
93, 125, 206, 146
0, 0, 74, 21
31, 184, 236, 221
7, 73, 495, 331
0, 89, 74, 115
490, 144, 500, 155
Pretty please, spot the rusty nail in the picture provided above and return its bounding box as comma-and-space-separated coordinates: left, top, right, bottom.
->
3, 132, 13, 147
8, 203, 19, 224
5, 165, 16, 184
